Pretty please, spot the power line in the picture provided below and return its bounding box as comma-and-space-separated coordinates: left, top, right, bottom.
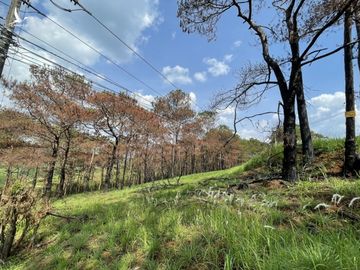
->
3, 34, 174, 116
2, 1, 204, 112
7, 52, 156, 112
10, 43, 158, 110
0, 21, 159, 109
69, 0, 180, 90
51, 0, 203, 111
20, 0, 166, 98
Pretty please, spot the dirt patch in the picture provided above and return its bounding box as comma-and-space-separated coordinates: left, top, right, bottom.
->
262, 180, 288, 189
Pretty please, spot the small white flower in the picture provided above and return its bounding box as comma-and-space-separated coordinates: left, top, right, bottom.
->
331, 194, 344, 205
314, 203, 330, 210
349, 197, 360, 208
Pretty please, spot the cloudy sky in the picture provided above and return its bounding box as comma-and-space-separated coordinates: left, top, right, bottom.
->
0, 0, 358, 140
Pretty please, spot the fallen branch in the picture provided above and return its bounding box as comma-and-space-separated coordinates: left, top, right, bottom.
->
337, 208, 360, 222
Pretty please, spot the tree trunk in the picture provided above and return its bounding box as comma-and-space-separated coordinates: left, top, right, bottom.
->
104, 138, 119, 190
115, 157, 121, 189
4, 165, 12, 189
32, 167, 38, 189
295, 71, 314, 164
143, 154, 148, 183
99, 166, 105, 191
287, 15, 314, 165
191, 144, 196, 174
344, 7, 356, 176
1, 207, 17, 259
356, 8, 360, 72
44, 136, 60, 198
282, 100, 297, 182
121, 147, 129, 189
57, 133, 71, 197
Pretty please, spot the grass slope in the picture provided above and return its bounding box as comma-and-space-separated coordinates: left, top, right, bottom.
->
5, 161, 360, 269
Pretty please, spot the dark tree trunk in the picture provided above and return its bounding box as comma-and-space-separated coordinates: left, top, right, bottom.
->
1, 207, 17, 259
295, 71, 314, 164
191, 144, 196, 174
104, 137, 119, 190
286, 11, 314, 165
44, 136, 60, 198
99, 165, 105, 191
143, 154, 148, 183
160, 146, 165, 179
57, 132, 71, 197
282, 100, 297, 182
344, 7, 356, 176
115, 157, 121, 189
32, 167, 38, 189
355, 9, 360, 72
4, 165, 12, 189
121, 147, 129, 189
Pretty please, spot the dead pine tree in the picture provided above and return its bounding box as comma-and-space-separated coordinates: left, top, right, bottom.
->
344, 4, 356, 176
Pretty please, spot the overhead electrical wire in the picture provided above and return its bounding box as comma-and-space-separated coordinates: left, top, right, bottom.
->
34, 0, 203, 111
69, 0, 181, 90
1, 1, 203, 114
0, 22, 159, 110
20, 0, 166, 98
3, 34, 179, 121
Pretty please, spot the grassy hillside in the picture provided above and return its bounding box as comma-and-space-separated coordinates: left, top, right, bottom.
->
4, 159, 360, 270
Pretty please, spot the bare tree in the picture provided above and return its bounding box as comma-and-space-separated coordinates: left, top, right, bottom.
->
178, 0, 356, 181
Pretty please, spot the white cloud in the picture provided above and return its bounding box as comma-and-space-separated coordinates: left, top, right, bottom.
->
171, 32, 176, 39
307, 91, 360, 138
189, 92, 197, 109
233, 40, 242, 47
224, 54, 233, 62
39, 0, 160, 63
0, 88, 13, 109
217, 106, 235, 127
204, 54, 232, 77
162, 65, 192, 85
132, 92, 155, 109
194, 71, 207, 82
1, 0, 161, 86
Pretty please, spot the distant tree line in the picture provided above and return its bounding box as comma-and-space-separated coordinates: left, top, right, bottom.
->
0, 66, 264, 199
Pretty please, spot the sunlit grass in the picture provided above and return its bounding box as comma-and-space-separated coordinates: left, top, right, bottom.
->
4, 163, 360, 270
4, 138, 360, 269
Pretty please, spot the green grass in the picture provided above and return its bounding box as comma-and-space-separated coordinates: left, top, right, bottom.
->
4, 162, 360, 270
0, 167, 6, 186
4, 138, 360, 269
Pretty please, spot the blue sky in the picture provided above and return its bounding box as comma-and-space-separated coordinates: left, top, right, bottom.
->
0, 0, 358, 140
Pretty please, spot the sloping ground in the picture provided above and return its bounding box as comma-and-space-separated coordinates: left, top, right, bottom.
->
4, 160, 360, 270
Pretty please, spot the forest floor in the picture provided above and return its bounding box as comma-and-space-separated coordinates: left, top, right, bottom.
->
4, 140, 360, 270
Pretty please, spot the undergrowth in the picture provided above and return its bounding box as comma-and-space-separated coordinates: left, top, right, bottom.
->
3, 138, 360, 270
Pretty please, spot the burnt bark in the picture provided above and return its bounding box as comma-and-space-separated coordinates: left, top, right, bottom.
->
295, 72, 314, 164
282, 99, 297, 182
44, 136, 60, 198
115, 157, 121, 189
4, 165, 12, 190
32, 167, 38, 189
103, 137, 119, 190
57, 132, 71, 197
1, 207, 17, 259
344, 7, 356, 175
191, 144, 196, 174
356, 9, 360, 71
